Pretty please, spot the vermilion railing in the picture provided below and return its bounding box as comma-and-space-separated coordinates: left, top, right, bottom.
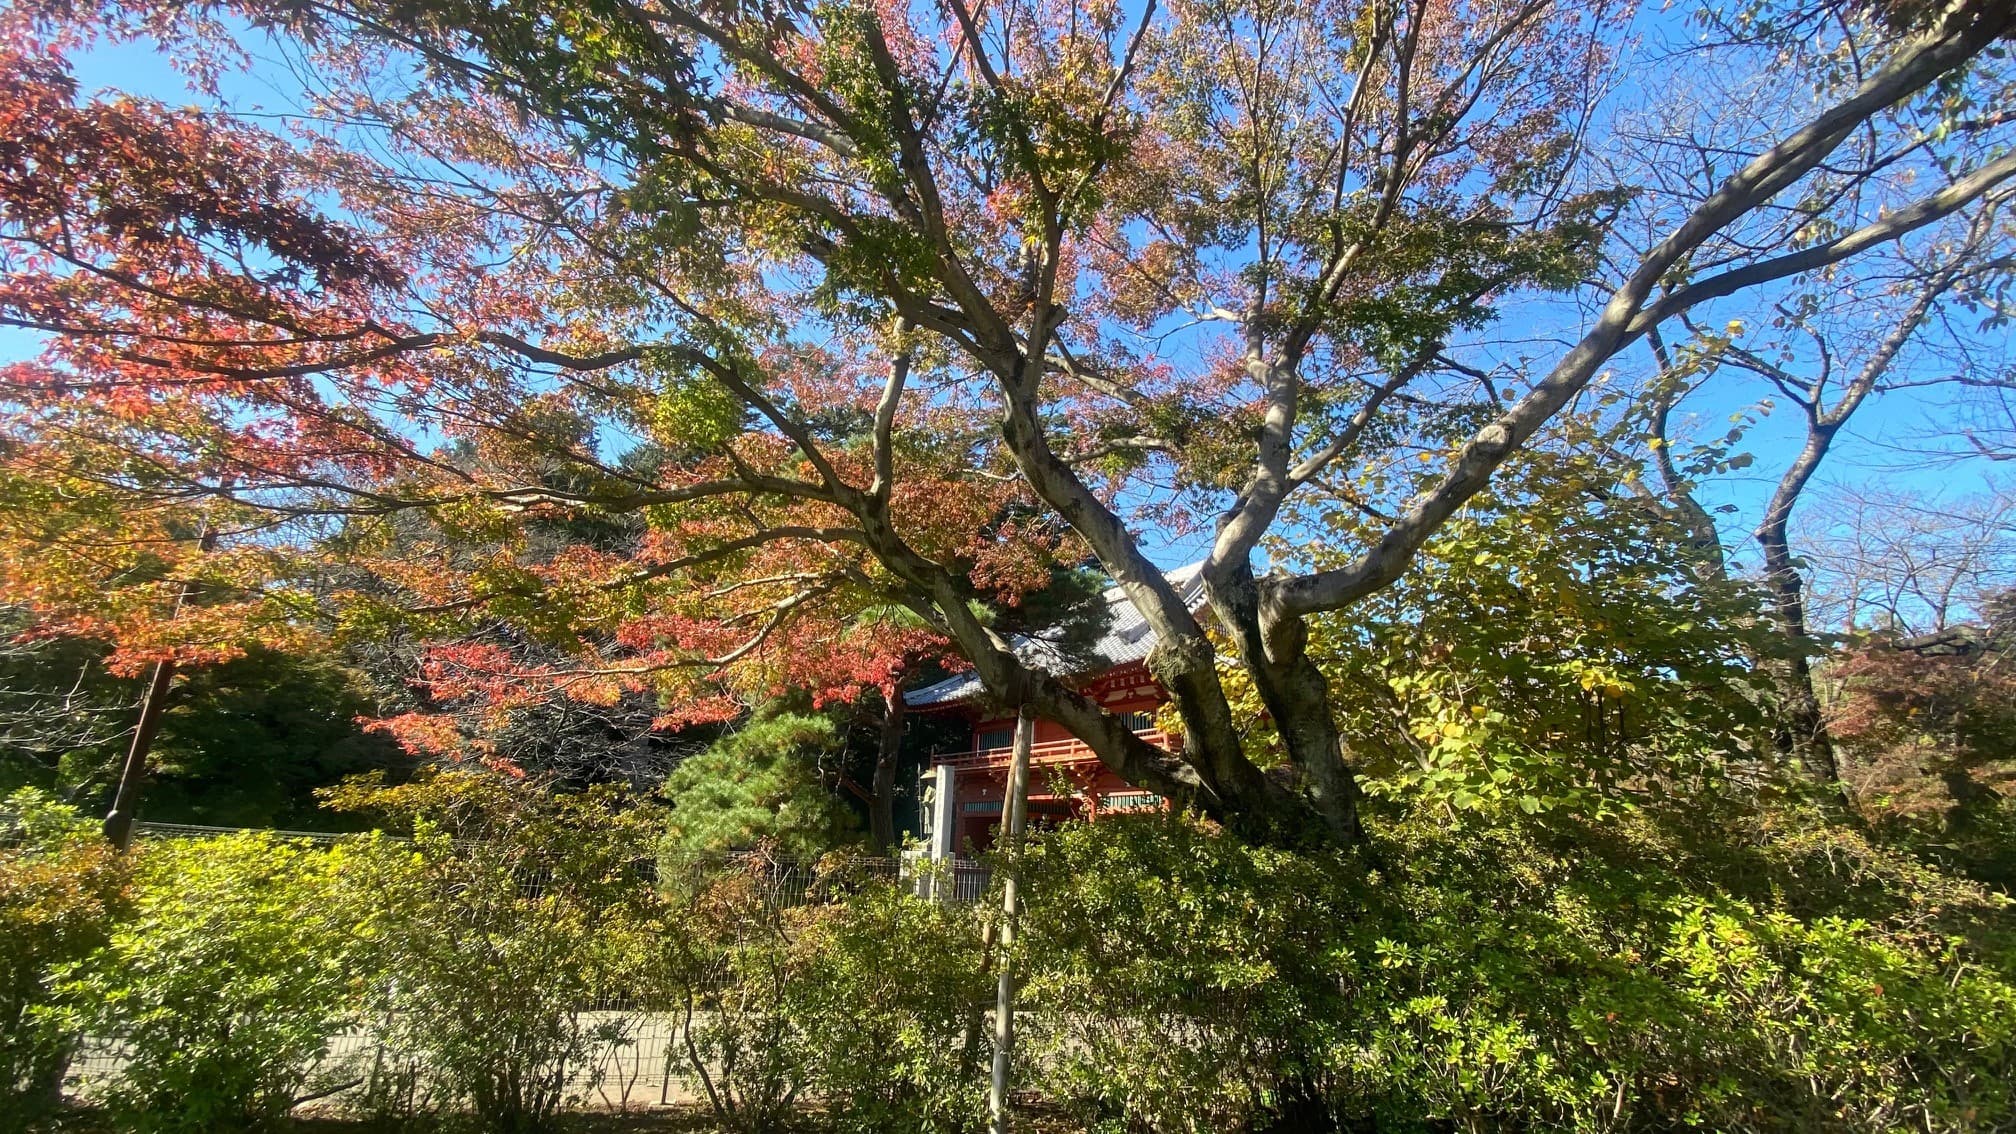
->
934, 729, 1172, 773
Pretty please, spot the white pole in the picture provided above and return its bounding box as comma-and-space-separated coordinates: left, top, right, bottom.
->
988, 707, 1034, 1134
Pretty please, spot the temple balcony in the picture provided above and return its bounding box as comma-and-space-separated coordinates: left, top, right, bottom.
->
932, 729, 1174, 774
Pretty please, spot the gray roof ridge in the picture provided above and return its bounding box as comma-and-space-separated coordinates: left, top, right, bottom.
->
905, 560, 1208, 709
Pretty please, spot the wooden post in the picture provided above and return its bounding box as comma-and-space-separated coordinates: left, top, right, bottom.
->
100, 659, 177, 850
988, 707, 1034, 1134
101, 521, 217, 850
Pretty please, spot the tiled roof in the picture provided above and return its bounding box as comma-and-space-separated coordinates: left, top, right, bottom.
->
905, 562, 1206, 709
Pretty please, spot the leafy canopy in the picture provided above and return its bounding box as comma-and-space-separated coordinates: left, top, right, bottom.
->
0, 0, 2011, 841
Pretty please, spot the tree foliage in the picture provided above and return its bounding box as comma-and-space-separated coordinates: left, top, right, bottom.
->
1289, 416, 1781, 818
0, 633, 410, 828
2, 0, 2011, 844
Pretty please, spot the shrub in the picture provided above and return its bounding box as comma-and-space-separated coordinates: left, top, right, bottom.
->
0, 790, 129, 1130
50, 832, 361, 1133
16, 768, 2002, 1134
1012, 805, 2016, 1134
1019, 815, 1350, 1134
665, 865, 813, 1134
1332, 812, 2016, 1132
325, 771, 668, 1133
786, 869, 989, 1133
661, 857, 987, 1134
1651, 897, 2016, 1130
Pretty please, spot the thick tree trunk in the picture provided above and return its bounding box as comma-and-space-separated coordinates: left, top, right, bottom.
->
1264, 644, 1364, 844
1206, 563, 1363, 845
1046, 647, 1333, 845
858, 387, 1325, 845
870, 684, 905, 854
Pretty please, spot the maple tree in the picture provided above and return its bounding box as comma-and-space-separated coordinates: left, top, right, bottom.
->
2, 0, 2015, 846
1829, 589, 2016, 888
1833, 591, 2016, 796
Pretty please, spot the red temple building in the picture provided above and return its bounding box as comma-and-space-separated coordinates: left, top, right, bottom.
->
905, 564, 1202, 856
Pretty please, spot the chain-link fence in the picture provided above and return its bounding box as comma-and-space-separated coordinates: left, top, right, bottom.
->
64, 1006, 709, 1111
45, 820, 995, 1114
123, 820, 994, 903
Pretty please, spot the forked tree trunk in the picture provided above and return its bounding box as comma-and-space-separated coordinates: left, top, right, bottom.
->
1753, 419, 1847, 784
1204, 562, 1364, 845
1732, 249, 1964, 786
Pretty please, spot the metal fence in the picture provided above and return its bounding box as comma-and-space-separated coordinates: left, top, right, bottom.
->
129, 819, 370, 846
120, 819, 995, 903
26, 819, 998, 1112
65, 1008, 713, 1112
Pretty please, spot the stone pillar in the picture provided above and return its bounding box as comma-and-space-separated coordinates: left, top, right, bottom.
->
923, 762, 958, 900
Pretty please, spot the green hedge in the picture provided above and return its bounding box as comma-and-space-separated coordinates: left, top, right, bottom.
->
6, 777, 2013, 1133
1018, 806, 2016, 1133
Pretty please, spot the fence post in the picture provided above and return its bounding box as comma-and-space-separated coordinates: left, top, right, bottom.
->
987, 707, 1034, 1134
